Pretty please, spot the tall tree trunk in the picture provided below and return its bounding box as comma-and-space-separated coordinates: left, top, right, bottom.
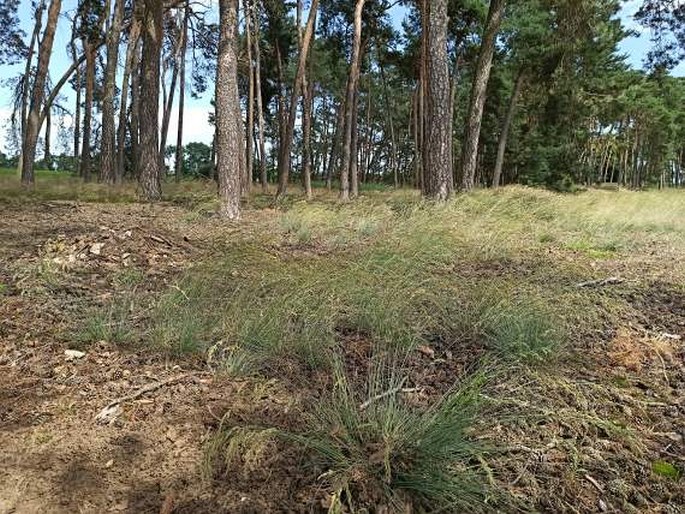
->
460, 0, 505, 191
252, 0, 267, 192
422, 0, 452, 200
326, 96, 345, 189
44, 108, 51, 168
492, 68, 523, 188
130, 37, 143, 177
302, 72, 314, 199
117, 14, 142, 182
216, 0, 243, 219
159, 9, 187, 162
80, 41, 96, 181
339, 0, 366, 201
18, 0, 46, 174
350, 88, 360, 198
175, 3, 189, 182
139, 0, 163, 200
73, 57, 82, 164
244, 0, 254, 191
377, 43, 398, 188
276, 0, 319, 198
21, 0, 61, 186
100, 0, 125, 183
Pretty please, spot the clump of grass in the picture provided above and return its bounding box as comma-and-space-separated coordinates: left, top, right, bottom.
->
113, 268, 145, 288
212, 360, 490, 511
75, 301, 134, 347
204, 424, 279, 477
480, 299, 565, 363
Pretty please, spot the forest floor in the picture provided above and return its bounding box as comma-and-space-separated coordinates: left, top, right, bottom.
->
0, 174, 684, 513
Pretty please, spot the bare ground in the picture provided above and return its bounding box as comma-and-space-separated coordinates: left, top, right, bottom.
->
0, 198, 683, 513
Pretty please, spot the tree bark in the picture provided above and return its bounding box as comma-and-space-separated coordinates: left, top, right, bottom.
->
339, 0, 366, 201
21, 0, 61, 186
100, 0, 125, 183
252, 0, 267, 192
302, 71, 314, 199
72, 44, 82, 164
275, 0, 319, 198
350, 88, 360, 198
117, 13, 142, 182
130, 37, 143, 178
80, 40, 96, 181
44, 108, 51, 167
325, 97, 343, 189
174, 4, 189, 181
422, 0, 453, 200
139, 0, 164, 201
377, 43, 398, 188
18, 0, 46, 174
216, 0, 243, 219
460, 0, 505, 191
244, 0, 254, 191
492, 68, 523, 188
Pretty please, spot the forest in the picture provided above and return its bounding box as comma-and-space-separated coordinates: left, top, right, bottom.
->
1, 0, 685, 512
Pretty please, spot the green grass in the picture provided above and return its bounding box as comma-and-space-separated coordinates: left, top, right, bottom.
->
289, 362, 490, 511
11, 176, 685, 510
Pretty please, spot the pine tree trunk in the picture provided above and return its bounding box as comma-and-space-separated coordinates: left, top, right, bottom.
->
129, 38, 142, 178
326, 97, 345, 189
100, 0, 125, 183
175, 4, 188, 182
252, 0, 267, 192
377, 45, 398, 188
276, 0, 319, 198
302, 74, 314, 199
161, 10, 182, 161
350, 88, 360, 198
422, 0, 452, 200
21, 0, 61, 186
80, 41, 95, 182
139, 0, 163, 201
339, 0, 366, 201
73, 58, 82, 163
216, 0, 243, 219
44, 108, 51, 168
18, 0, 46, 175
244, 0, 254, 191
117, 14, 142, 182
460, 0, 505, 191
492, 68, 523, 188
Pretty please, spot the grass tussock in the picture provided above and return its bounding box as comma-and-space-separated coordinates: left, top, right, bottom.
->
291, 362, 491, 512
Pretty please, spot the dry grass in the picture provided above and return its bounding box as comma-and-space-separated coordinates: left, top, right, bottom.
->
3, 173, 684, 511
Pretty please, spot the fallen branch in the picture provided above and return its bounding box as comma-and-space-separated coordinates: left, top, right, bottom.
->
576, 277, 624, 288
359, 380, 421, 411
95, 374, 190, 424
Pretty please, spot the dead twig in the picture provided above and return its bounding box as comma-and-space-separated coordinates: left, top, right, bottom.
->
95, 374, 191, 424
576, 277, 624, 288
584, 474, 604, 493
359, 379, 421, 411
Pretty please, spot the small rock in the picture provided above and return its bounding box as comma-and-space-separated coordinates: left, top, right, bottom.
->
417, 345, 435, 358
64, 349, 86, 361
598, 499, 608, 512
105, 459, 114, 468
89, 242, 105, 256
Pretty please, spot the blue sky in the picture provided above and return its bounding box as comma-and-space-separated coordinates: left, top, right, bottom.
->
0, 0, 683, 155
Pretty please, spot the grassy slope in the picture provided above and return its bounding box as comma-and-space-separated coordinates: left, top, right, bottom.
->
3, 174, 684, 511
